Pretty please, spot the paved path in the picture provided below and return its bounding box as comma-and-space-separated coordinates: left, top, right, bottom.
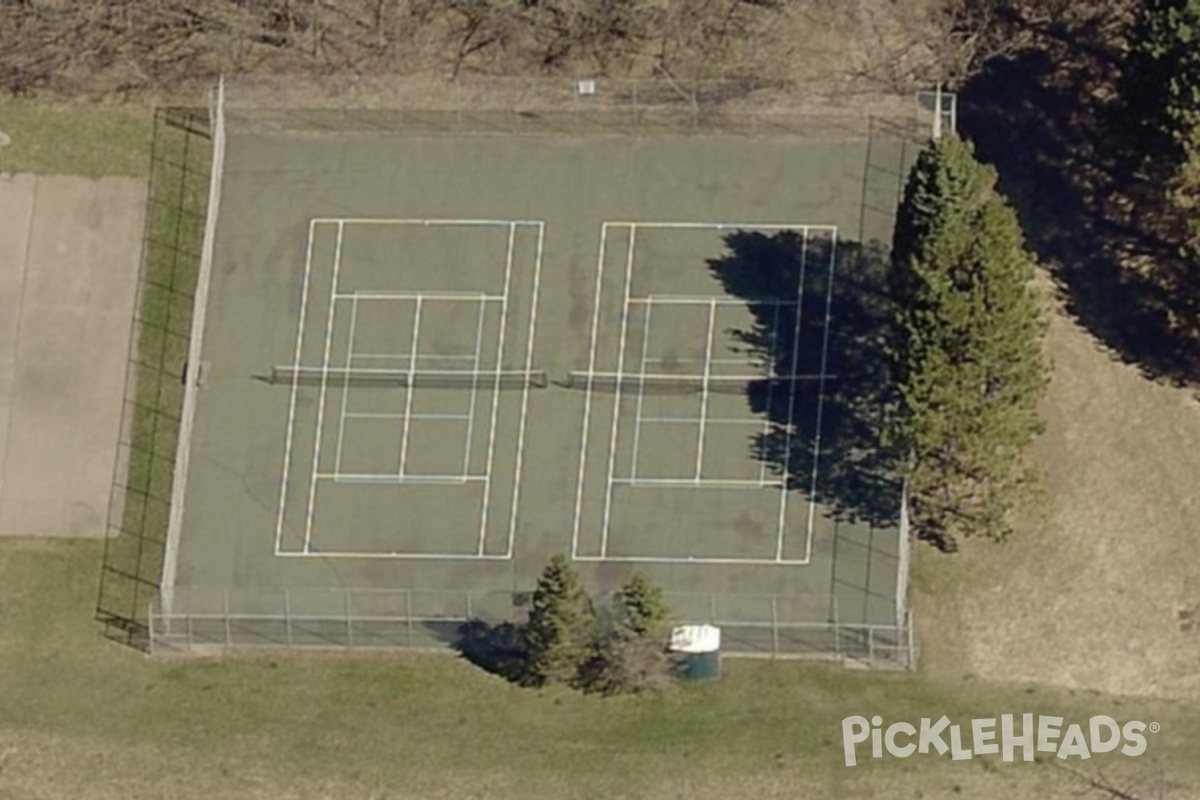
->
0, 174, 144, 536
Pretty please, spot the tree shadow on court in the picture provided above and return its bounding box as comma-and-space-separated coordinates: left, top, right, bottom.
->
454, 619, 530, 684
707, 231, 902, 528
958, 10, 1200, 386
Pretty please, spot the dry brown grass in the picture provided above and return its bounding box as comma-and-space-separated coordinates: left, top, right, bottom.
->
915, 286, 1200, 703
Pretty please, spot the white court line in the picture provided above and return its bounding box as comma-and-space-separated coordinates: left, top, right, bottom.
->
629, 296, 801, 306
599, 225, 637, 558
504, 221, 545, 558
478, 223, 516, 556
396, 296, 424, 478
351, 353, 478, 361
629, 299, 653, 482
313, 217, 544, 227
571, 223, 611, 559
345, 412, 471, 421
339, 291, 501, 301
333, 292, 361, 475
611, 478, 783, 488
694, 299, 718, 481
278, 550, 512, 560
621, 221, 838, 232
274, 219, 319, 555
776, 229, 810, 561
462, 295, 488, 479
302, 221, 345, 554
805, 229, 839, 562
641, 416, 764, 425
573, 554, 811, 565
316, 473, 479, 485
760, 299, 783, 485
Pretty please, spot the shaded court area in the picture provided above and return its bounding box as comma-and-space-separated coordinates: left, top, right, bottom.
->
0, 175, 144, 536
162, 97, 920, 665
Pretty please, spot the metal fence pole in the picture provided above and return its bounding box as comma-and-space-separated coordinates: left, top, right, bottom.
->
223, 588, 231, 647
284, 588, 293, 648
344, 591, 353, 649
833, 596, 841, 660
187, 612, 193, 650
405, 589, 414, 647
868, 627, 876, 665
770, 596, 779, 658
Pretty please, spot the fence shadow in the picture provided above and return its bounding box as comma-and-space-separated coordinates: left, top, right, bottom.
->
707, 231, 900, 528
959, 39, 1200, 385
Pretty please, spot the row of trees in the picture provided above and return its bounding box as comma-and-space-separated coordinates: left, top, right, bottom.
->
467, 556, 676, 694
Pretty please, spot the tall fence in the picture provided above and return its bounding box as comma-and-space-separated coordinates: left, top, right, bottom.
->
221, 74, 938, 140
148, 588, 916, 669
96, 107, 212, 648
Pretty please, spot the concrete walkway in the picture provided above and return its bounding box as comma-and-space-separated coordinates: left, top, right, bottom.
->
0, 174, 144, 536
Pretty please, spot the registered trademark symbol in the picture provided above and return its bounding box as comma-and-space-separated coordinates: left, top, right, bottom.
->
1149, 722, 1161, 733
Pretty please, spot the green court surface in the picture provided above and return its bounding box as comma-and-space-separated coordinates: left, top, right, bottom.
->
167, 116, 918, 657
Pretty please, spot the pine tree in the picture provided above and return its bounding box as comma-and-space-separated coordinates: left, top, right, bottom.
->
1122, 0, 1200, 173
888, 133, 1047, 550
580, 573, 674, 695
523, 555, 598, 687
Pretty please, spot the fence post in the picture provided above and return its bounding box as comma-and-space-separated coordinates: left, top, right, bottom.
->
906, 610, 916, 670
770, 596, 779, 658
405, 589, 414, 648
223, 588, 231, 648
187, 611, 193, 651
832, 596, 841, 660
344, 591, 353, 649
868, 627, 875, 665
284, 589, 293, 648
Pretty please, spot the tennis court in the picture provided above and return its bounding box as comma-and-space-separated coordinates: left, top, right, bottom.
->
158, 87, 920, 658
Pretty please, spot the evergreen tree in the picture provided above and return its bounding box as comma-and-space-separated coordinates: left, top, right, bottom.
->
1121, 0, 1200, 173
524, 555, 598, 687
580, 573, 674, 695
888, 133, 1047, 550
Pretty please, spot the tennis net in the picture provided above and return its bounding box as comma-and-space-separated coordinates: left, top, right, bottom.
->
270, 367, 549, 389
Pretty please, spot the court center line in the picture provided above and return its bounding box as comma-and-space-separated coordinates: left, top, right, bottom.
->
303, 220, 344, 554
274, 218, 318, 555
571, 222, 610, 560
629, 298, 653, 482
462, 295, 488, 480
397, 296, 424, 479
333, 292, 360, 477
599, 224, 637, 558
760, 299, 783, 485
694, 298, 718, 481
478, 223, 516, 556
506, 221, 545, 559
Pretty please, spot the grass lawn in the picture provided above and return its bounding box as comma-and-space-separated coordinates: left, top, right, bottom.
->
0, 100, 153, 177
3, 538, 1199, 800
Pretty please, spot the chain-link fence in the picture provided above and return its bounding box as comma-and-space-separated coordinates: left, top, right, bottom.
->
220, 74, 937, 140
96, 107, 212, 648
149, 587, 915, 669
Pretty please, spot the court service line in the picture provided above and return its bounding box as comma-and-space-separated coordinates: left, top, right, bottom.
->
396, 296, 424, 479
572, 554, 812, 565
759, 300, 783, 485
274, 219, 319, 555
345, 412, 471, 422
505, 221, 546, 559
462, 296, 488, 480
477, 223, 517, 556
317, 473, 478, 485
610, 478, 783, 489
620, 221, 838, 232
629, 296, 800, 306
599, 225, 637, 558
277, 550, 513, 560
302, 220, 345, 554
694, 299, 718, 481
337, 291, 496, 301
805, 228, 839, 563
641, 416, 764, 425
571, 222, 611, 559
629, 299, 653, 482
333, 292, 361, 475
